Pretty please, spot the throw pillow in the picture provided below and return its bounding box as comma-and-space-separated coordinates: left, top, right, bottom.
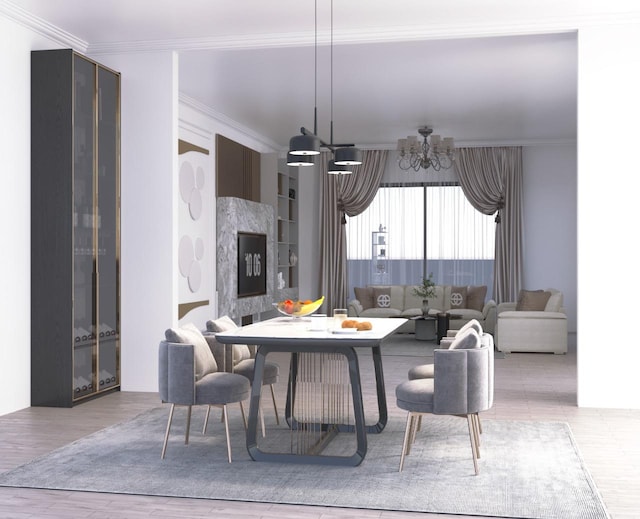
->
354, 287, 374, 310
466, 285, 487, 312
449, 328, 480, 349
450, 286, 468, 309
545, 291, 563, 312
165, 322, 217, 380
206, 316, 251, 365
372, 287, 392, 309
516, 289, 552, 311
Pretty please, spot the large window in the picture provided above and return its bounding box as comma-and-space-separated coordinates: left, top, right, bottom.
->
345, 183, 495, 298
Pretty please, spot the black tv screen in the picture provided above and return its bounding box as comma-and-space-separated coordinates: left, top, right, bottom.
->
237, 232, 267, 297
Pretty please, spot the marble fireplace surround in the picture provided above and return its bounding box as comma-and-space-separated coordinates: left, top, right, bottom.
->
216, 197, 275, 321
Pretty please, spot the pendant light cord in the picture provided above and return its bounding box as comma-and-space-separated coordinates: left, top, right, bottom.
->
313, 0, 318, 136
330, 0, 334, 145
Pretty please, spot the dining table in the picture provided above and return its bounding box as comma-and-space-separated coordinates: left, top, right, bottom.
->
214, 315, 407, 466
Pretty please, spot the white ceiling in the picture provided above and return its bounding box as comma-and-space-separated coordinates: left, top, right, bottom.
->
11, 0, 639, 150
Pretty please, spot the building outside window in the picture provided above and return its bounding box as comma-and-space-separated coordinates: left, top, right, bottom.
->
345, 184, 496, 299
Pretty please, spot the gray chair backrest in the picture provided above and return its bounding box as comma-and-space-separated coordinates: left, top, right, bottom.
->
433, 345, 491, 416
158, 340, 196, 405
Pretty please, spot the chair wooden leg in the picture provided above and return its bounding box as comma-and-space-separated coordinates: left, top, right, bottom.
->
221, 404, 232, 463
161, 403, 175, 459
185, 405, 192, 445
473, 413, 481, 455
202, 405, 211, 434
467, 414, 479, 475
399, 412, 414, 472
269, 384, 280, 425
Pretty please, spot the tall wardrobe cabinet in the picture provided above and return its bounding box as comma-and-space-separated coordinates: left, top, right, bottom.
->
31, 49, 121, 407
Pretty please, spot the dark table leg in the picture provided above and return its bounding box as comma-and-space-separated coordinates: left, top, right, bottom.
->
436, 313, 450, 344
249, 342, 385, 466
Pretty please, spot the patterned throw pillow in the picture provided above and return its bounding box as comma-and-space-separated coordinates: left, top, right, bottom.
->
516, 289, 551, 311
165, 322, 217, 380
372, 287, 392, 309
354, 287, 375, 310
466, 285, 487, 312
450, 286, 468, 309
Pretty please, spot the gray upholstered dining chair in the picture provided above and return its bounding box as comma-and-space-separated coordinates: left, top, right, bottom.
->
205, 316, 280, 431
408, 319, 483, 380
159, 323, 250, 463
395, 330, 493, 474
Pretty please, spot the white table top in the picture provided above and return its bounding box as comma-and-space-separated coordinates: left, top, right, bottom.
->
214, 316, 407, 348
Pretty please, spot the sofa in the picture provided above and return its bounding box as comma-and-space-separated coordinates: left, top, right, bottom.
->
495, 288, 567, 354
347, 284, 497, 334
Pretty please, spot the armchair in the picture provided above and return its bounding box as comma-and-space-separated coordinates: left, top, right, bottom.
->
159, 323, 250, 462
396, 333, 492, 474
495, 288, 567, 354
206, 316, 280, 428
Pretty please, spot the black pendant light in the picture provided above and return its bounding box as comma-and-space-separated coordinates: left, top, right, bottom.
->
327, 158, 352, 174
287, 153, 316, 167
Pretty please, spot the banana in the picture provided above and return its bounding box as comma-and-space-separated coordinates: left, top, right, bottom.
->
300, 296, 324, 315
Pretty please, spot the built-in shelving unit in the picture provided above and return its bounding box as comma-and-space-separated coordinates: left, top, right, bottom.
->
31, 49, 121, 407
277, 166, 299, 292
372, 231, 390, 284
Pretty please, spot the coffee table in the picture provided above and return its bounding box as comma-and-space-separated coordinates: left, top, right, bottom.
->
412, 316, 436, 341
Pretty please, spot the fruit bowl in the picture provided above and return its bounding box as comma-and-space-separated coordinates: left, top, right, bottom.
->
273, 296, 324, 318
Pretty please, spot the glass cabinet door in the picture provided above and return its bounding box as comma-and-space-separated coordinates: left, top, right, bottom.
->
73, 55, 97, 398
97, 66, 120, 390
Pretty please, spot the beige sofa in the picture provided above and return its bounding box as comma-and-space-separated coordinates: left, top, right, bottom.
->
347, 284, 497, 334
495, 288, 567, 354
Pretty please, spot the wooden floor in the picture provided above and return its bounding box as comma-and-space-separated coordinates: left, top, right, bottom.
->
1, 340, 639, 519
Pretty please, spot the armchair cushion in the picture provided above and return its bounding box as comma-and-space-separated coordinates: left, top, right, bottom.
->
165, 323, 217, 380
354, 287, 374, 310
195, 371, 250, 406
516, 289, 551, 311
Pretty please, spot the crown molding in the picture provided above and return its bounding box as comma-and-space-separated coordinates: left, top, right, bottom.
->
87, 12, 640, 55
0, 0, 88, 52
179, 94, 282, 153
367, 138, 576, 150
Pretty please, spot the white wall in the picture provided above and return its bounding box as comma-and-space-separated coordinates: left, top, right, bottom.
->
93, 51, 179, 392
522, 145, 577, 332
577, 22, 640, 408
0, 16, 65, 415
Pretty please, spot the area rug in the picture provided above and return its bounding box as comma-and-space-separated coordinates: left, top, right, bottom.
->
0, 407, 607, 519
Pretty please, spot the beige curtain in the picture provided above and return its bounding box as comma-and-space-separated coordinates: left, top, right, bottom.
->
319, 149, 388, 311
456, 147, 523, 303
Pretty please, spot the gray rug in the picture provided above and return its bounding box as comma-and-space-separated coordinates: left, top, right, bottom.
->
0, 407, 607, 519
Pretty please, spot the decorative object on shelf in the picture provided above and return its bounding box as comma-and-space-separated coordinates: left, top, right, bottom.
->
288, 188, 296, 199
412, 273, 437, 317
397, 127, 456, 172
277, 271, 286, 289
288, 0, 361, 171
289, 250, 297, 266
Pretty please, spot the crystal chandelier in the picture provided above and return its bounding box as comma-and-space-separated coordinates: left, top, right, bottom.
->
397, 127, 456, 172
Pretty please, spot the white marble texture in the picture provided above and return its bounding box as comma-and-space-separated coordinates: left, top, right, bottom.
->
216, 197, 275, 320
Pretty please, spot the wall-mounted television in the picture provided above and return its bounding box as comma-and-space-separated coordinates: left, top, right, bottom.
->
237, 232, 267, 297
